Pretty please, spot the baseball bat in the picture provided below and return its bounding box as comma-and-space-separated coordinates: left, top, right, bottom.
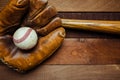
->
62, 19, 120, 34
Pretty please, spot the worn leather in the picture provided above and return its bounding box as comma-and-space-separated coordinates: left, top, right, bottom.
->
0, 0, 29, 35
0, 0, 65, 72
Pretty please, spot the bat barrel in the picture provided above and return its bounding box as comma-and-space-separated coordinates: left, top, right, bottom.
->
62, 19, 120, 34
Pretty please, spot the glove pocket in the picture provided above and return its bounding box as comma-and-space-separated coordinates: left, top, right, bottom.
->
1, 27, 66, 72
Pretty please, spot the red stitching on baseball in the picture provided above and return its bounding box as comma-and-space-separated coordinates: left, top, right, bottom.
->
13, 28, 32, 43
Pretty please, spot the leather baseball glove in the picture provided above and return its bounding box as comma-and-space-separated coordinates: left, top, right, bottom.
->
0, 0, 65, 72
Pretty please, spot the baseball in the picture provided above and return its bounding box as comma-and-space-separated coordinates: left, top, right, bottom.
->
13, 27, 38, 50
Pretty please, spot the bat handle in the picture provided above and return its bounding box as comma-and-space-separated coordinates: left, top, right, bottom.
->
61, 19, 120, 34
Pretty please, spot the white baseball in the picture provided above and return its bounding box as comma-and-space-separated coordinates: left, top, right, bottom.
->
13, 27, 38, 50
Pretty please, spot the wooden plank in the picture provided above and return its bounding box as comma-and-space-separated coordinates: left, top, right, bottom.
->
0, 1, 120, 79
44, 38, 120, 64
49, 0, 120, 12
0, 65, 120, 80
46, 12, 120, 65
65, 29, 120, 38
1, 0, 120, 12
58, 12, 120, 20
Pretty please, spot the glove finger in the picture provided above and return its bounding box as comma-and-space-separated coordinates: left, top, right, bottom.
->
0, 0, 29, 35
36, 17, 61, 36
23, 5, 57, 29
1, 27, 66, 72
28, 0, 48, 20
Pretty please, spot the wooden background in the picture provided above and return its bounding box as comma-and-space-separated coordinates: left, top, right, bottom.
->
1, 0, 120, 12
0, 0, 120, 80
49, 0, 120, 12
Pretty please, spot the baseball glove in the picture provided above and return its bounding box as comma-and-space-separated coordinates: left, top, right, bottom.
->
0, 0, 65, 72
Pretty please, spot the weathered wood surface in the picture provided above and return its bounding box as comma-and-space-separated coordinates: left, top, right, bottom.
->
0, 1, 120, 80
49, 0, 120, 12
45, 38, 120, 64
45, 12, 120, 65
0, 65, 120, 80
0, 12, 119, 79
58, 12, 120, 20
1, 0, 120, 12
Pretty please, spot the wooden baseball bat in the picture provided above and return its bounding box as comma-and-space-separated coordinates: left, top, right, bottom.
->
62, 19, 120, 34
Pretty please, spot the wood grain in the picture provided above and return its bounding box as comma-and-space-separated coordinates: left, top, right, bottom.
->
0, 1, 120, 79
44, 38, 120, 64
58, 12, 120, 38
1, 0, 120, 12
49, 0, 120, 12
58, 12, 120, 20
0, 65, 120, 80
62, 19, 120, 34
